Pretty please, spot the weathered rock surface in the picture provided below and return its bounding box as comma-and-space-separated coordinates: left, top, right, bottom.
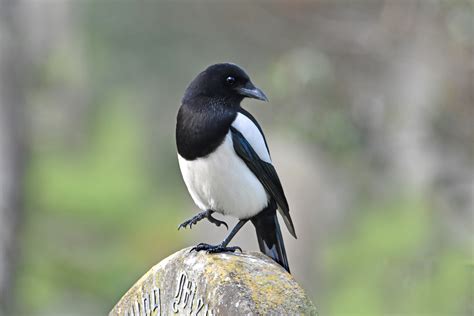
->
109, 247, 317, 315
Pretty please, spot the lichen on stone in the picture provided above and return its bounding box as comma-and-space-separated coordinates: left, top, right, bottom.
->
110, 247, 317, 316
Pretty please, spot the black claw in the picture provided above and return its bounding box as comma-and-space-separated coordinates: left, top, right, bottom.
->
190, 242, 207, 252
190, 243, 242, 254
178, 217, 200, 230
207, 215, 229, 230
207, 246, 242, 253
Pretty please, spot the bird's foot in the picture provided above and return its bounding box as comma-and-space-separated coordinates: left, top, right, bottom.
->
206, 213, 228, 229
178, 210, 228, 230
178, 216, 200, 230
190, 243, 242, 254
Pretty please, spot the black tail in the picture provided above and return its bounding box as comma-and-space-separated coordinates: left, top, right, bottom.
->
251, 205, 290, 273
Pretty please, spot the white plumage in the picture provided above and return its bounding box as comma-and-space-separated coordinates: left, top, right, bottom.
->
231, 113, 271, 163
178, 112, 271, 219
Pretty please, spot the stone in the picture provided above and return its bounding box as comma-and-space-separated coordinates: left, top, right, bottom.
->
109, 247, 317, 315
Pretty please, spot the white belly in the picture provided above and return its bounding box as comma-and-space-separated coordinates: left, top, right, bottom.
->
178, 133, 269, 219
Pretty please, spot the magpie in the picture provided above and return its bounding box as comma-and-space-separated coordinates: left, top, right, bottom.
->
176, 63, 296, 272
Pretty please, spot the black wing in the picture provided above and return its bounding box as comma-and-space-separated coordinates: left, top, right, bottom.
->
230, 126, 296, 238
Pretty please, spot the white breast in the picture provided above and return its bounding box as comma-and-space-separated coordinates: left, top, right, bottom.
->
178, 132, 269, 219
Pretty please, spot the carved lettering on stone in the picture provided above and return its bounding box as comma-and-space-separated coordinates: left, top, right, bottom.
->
172, 271, 214, 315
122, 271, 213, 316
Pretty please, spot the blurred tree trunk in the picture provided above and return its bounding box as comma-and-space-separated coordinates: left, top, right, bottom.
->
0, 0, 28, 313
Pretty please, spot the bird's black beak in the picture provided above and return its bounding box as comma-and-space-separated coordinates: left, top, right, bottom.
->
236, 82, 269, 102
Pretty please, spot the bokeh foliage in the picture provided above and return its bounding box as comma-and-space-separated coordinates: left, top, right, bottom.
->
324, 198, 471, 315
9, 1, 473, 315
19, 101, 186, 314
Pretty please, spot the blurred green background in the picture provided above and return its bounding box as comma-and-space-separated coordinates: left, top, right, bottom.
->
0, 1, 472, 315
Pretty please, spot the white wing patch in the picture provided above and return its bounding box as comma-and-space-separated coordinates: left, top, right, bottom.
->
231, 113, 271, 163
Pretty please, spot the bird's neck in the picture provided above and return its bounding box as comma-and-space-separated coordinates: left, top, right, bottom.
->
176, 102, 238, 160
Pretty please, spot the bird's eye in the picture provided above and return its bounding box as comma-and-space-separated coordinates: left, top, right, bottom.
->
226, 76, 236, 86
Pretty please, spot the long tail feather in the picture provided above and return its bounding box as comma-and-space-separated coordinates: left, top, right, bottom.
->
251, 205, 290, 273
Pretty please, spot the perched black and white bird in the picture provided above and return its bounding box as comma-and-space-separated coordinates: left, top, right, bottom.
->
176, 63, 296, 272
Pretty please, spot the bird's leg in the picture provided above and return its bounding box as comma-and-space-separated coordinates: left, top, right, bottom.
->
191, 219, 248, 253
178, 210, 228, 230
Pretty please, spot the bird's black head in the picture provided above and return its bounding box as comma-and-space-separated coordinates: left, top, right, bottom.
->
182, 63, 268, 106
